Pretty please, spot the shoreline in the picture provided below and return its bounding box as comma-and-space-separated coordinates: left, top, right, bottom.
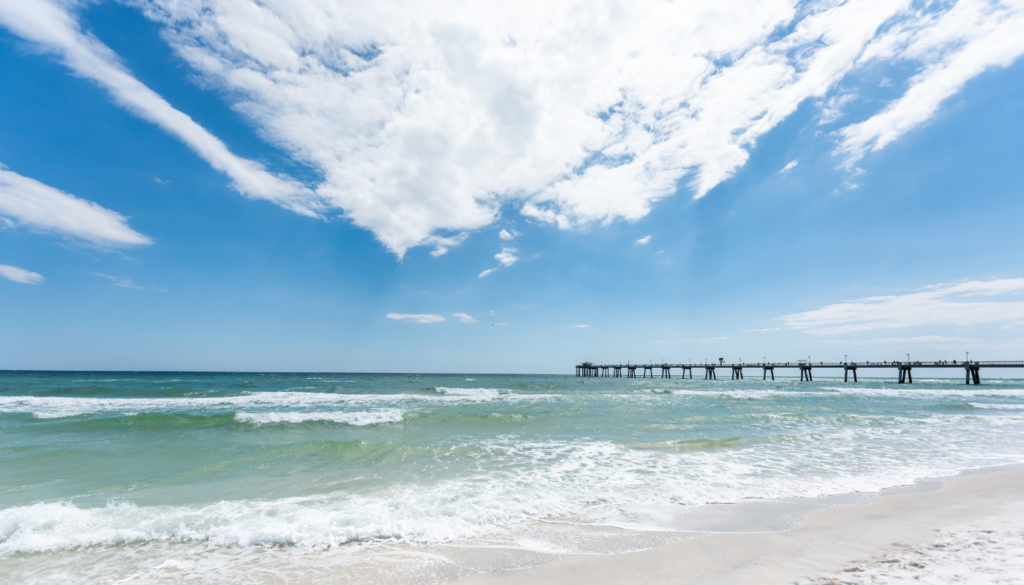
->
453, 467, 1024, 585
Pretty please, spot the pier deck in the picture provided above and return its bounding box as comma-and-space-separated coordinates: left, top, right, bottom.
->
574, 360, 1024, 384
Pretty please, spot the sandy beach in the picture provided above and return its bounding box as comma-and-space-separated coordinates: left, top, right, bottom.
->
455, 468, 1024, 585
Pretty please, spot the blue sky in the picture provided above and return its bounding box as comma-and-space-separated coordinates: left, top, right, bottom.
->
2, 0, 1024, 373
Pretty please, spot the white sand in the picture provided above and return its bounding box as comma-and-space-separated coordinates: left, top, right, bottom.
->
797, 529, 1024, 584
453, 469, 1024, 585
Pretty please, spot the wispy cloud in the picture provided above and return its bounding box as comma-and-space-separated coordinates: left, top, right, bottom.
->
386, 313, 445, 323
0, 0, 318, 216
782, 279, 1024, 335
479, 247, 519, 278
817, 94, 855, 125
453, 313, 477, 323
95, 274, 166, 291
837, 0, 1024, 167
424, 233, 468, 257
635, 235, 651, 245
780, 160, 798, 173
0, 264, 44, 284
702, 336, 728, 342
499, 229, 519, 241
820, 335, 973, 345
571, 324, 589, 328
0, 167, 150, 247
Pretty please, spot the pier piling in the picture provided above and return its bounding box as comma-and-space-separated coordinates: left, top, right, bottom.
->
799, 365, 813, 381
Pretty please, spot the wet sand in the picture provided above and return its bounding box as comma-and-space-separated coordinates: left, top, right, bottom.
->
453, 468, 1024, 585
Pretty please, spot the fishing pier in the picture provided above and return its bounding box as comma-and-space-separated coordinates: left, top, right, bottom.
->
574, 359, 1024, 384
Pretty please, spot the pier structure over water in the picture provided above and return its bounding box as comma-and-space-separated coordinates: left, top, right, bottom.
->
574, 360, 1024, 384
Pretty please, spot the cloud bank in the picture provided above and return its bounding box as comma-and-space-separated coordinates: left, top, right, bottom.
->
5, 0, 1023, 256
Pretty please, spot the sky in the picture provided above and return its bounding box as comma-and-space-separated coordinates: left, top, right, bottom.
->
2, 0, 1024, 373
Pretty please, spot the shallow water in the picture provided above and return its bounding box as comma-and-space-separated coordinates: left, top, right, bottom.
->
1, 371, 1023, 583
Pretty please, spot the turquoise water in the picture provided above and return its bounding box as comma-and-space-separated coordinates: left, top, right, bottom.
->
2, 371, 1024, 583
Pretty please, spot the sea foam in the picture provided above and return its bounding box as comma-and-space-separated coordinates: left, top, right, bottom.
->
0, 390, 551, 419
434, 387, 503, 399
234, 410, 404, 425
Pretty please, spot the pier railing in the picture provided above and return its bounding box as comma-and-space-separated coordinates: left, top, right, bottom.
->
574, 359, 1022, 384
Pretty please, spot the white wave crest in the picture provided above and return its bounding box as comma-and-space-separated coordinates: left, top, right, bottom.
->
969, 403, 1024, 410
434, 387, 503, 399
234, 410, 403, 426
822, 387, 1024, 399
670, 389, 816, 399
0, 390, 551, 418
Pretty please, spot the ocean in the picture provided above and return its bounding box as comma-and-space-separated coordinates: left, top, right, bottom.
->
2, 371, 1023, 584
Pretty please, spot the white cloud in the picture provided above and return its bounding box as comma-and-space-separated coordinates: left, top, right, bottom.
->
480, 246, 518, 277
837, 0, 1024, 166
423, 233, 468, 257
386, 313, 446, 323
453, 312, 477, 323
498, 229, 519, 241
134, 0, 1005, 253
95, 273, 166, 291
782, 279, 1024, 335
817, 94, 856, 125
635, 235, 651, 245
571, 324, 588, 328
0, 264, 44, 284
820, 335, 973, 345
702, 336, 728, 342
780, 160, 798, 173
8, 0, 1021, 256
495, 247, 518, 267
0, 0, 319, 216
0, 167, 151, 247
